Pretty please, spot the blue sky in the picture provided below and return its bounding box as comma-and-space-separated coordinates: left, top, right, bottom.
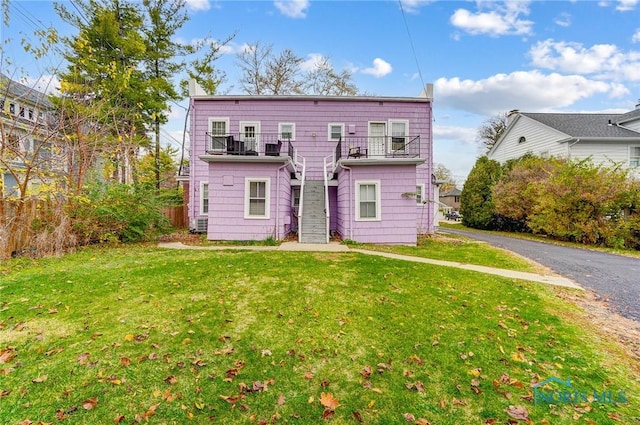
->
2, 0, 640, 184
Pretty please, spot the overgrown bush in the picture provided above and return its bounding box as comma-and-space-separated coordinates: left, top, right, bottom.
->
69, 182, 172, 245
485, 155, 640, 248
460, 156, 503, 229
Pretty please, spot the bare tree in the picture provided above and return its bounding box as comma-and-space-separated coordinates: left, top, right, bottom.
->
236, 43, 357, 96
433, 163, 457, 192
477, 112, 508, 153
304, 56, 357, 96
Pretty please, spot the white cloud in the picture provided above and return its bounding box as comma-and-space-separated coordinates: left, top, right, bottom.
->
185, 0, 210, 12
434, 70, 628, 116
633, 29, 640, 43
300, 53, 326, 71
399, 0, 434, 13
450, 1, 534, 37
529, 39, 640, 81
23, 74, 60, 95
616, 0, 638, 11
274, 0, 309, 19
554, 12, 572, 27
362, 58, 392, 78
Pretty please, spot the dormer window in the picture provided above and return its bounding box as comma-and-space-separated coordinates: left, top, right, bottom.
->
518, 136, 526, 144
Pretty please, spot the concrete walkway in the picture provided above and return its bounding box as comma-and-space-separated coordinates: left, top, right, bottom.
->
157, 241, 581, 290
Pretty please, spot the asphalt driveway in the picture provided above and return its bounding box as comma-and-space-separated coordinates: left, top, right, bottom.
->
440, 227, 640, 323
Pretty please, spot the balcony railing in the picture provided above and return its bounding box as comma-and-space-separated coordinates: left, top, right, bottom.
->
205, 133, 292, 157
337, 135, 421, 160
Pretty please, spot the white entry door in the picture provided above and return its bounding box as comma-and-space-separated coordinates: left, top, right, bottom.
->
239, 121, 260, 152
368, 122, 386, 157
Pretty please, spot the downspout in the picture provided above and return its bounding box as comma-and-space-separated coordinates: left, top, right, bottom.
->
275, 162, 288, 240
340, 163, 354, 240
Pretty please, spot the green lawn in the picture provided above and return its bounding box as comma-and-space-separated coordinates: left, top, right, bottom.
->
1, 246, 638, 424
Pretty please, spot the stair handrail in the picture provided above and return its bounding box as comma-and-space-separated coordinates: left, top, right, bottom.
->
322, 155, 332, 244
297, 157, 306, 243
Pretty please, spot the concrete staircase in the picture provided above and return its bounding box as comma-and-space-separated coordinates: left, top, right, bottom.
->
300, 180, 328, 243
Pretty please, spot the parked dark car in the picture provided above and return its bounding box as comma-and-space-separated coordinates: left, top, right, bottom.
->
446, 211, 461, 221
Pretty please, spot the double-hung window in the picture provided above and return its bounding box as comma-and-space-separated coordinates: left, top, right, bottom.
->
630, 146, 640, 168
416, 184, 424, 205
356, 180, 381, 221
389, 120, 409, 152
208, 117, 229, 152
200, 182, 209, 215
279, 123, 295, 141
328, 123, 344, 141
245, 178, 270, 219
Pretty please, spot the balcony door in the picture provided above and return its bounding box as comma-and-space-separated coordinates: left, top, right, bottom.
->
239, 121, 260, 152
368, 122, 386, 157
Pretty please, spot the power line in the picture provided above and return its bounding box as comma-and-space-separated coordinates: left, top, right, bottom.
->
398, 0, 426, 94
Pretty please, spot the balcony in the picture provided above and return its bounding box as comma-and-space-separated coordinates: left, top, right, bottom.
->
335, 135, 421, 161
205, 133, 293, 158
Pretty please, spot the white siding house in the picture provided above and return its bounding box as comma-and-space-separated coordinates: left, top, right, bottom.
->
488, 107, 640, 174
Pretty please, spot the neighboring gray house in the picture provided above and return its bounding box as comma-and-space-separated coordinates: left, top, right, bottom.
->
440, 187, 461, 211
488, 105, 640, 175
1, 73, 61, 197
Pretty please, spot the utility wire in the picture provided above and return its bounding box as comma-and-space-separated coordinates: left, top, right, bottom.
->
398, 0, 426, 94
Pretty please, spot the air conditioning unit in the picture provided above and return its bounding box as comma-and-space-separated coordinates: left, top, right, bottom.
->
190, 218, 208, 234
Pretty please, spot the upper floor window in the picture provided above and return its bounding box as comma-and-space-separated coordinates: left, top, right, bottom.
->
9, 102, 15, 115
389, 120, 409, 152
630, 146, 640, 168
328, 123, 344, 141
19, 106, 25, 118
208, 117, 229, 152
279, 123, 295, 141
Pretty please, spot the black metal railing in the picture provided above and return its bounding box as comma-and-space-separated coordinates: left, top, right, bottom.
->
205, 133, 292, 157
339, 135, 421, 159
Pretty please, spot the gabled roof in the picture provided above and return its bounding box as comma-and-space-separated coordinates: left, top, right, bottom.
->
0, 73, 53, 109
615, 108, 640, 125
521, 112, 640, 138
441, 188, 462, 197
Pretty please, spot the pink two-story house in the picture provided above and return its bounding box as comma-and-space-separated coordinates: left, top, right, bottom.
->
185, 81, 435, 245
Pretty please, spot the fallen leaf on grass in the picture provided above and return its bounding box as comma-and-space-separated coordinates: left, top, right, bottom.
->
32, 375, 48, 384
405, 381, 425, 392
164, 375, 178, 385
353, 411, 363, 423
360, 365, 372, 379
505, 405, 529, 420
82, 397, 98, 410
0, 347, 16, 364
403, 413, 416, 422
320, 392, 339, 410
277, 394, 286, 405
120, 357, 131, 367
114, 414, 125, 423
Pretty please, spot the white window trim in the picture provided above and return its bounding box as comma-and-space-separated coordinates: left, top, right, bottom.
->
239, 121, 261, 151
416, 184, 425, 205
208, 117, 230, 152
278, 122, 296, 141
208, 117, 229, 134
244, 177, 271, 219
629, 146, 640, 168
199, 181, 209, 216
328, 123, 344, 141
355, 180, 381, 222
388, 119, 409, 153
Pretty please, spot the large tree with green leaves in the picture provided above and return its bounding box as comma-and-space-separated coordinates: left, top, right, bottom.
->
460, 156, 503, 229
55, 0, 151, 184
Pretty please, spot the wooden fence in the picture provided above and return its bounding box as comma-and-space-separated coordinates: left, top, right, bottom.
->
1, 200, 187, 258
162, 205, 187, 229
1, 199, 53, 257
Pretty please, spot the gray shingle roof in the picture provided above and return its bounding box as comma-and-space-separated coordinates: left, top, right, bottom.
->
0, 73, 53, 109
441, 188, 462, 197
522, 112, 640, 138
615, 108, 640, 125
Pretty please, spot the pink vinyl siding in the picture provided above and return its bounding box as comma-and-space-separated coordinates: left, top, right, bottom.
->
189, 95, 433, 244
190, 97, 432, 180
336, 164, 419, 245
206, 162, 291, 241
